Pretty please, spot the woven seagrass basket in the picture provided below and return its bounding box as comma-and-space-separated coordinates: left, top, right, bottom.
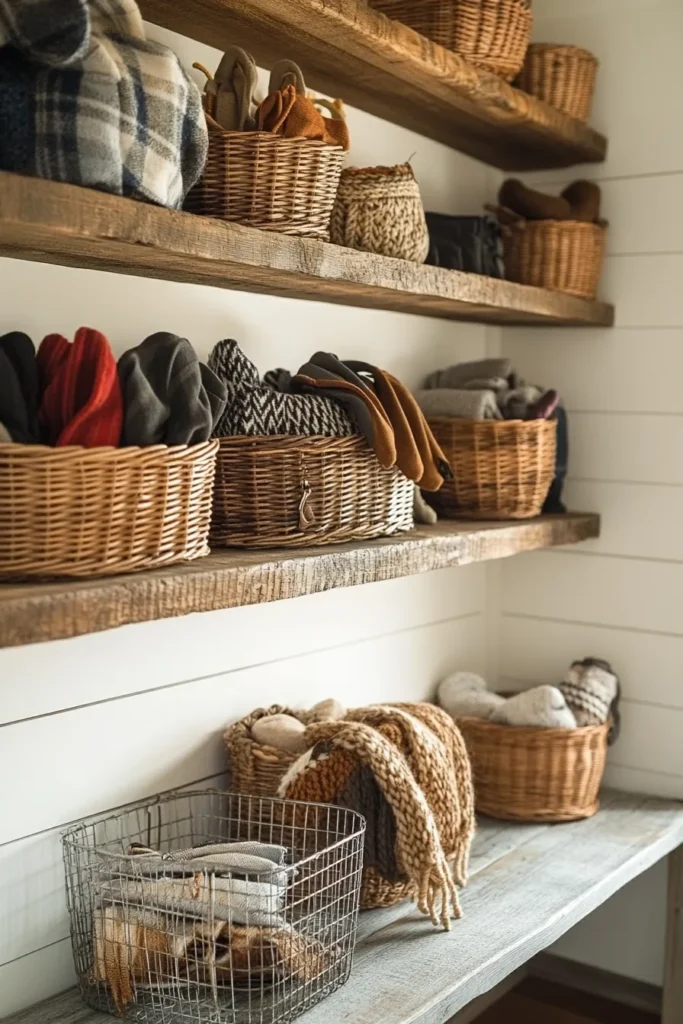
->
210, 434, 414, 548
0, 441, 218, 579
426, 418, 556, 520
456, 712, 610, 822
502, 217, 606, 299
516, 43, 598, 122
330, 164, 429, 262
185, 115, 344, 239
368, 0, 532, 81
225, 706, 416, 908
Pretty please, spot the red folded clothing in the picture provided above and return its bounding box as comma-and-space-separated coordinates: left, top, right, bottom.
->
38, 327, 123, 446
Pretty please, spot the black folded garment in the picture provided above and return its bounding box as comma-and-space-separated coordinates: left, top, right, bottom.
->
425, 213, 504, 278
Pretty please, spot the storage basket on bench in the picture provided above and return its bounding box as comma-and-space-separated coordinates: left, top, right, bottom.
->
210, 434, 414, 548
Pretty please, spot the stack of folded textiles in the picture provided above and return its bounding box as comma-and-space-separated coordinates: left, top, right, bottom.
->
0, 329, 226, 447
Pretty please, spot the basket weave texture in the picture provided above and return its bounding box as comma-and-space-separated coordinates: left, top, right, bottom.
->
184, 116, 344, 239
368, 0, 532, 80
456, 714, 610, 822
502, 218, 606, 300
0, 441, 218, 579
210, 435, 414, 548
516, 43, 598, 122
330, 164, 429, 262
225, 706, 417, 909
426, 418, 556, 520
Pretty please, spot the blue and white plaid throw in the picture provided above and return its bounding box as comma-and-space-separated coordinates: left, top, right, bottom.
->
0, 0, 208, 208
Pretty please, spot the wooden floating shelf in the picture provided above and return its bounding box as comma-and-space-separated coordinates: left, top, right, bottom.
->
0, 174, 614, 327
139, 0, 607, 171
0, 513, 599, 648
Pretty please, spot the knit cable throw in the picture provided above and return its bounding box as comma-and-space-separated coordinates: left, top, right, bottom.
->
280, 703, 475, 930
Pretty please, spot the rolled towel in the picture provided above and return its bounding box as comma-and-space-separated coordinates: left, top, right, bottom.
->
439, 671, 487, 698
415, 388, 502, 421
490, 686, 577, 729
308, 698, 346, 722
559, 657, 620, 734
251, 714, 308, 753
443, 689, 506, 720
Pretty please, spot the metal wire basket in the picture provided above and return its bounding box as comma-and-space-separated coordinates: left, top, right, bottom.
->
62, 790, 365, 1024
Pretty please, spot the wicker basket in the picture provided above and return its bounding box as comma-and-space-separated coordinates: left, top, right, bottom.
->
210, 434, 414, 548
502, 218, 606, 299
185, 115, 344, 239
368, 0, 533, 80
516, 44, 598, 122
0, 441, 218, 579
456, 713, 610, 822
330, 164, 429, 262
426, 418, 556, 520
226, 706, 416, 909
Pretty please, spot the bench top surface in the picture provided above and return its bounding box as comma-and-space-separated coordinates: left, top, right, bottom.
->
7, 789, 683, 1024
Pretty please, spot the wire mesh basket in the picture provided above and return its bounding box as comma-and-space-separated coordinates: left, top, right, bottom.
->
62, 790, 365, 1024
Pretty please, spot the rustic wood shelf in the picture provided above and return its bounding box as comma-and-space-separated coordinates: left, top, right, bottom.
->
0, 513, 599, 648
139, 0, 607, 171
0, 174, 614, 327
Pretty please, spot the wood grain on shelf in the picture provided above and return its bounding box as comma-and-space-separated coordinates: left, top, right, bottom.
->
0, 513, 599, 648
0, 174, 614, 327
138, 0, 606, 170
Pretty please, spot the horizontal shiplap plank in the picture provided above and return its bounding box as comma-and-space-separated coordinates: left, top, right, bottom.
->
0, 614, 485, 846
0, 565, 485, 726
500, 614, 683, 710
501, 551, 683, 636
562, 480, 683, 562
605, 255, 683, 327
0, 940, 75, 1020
502, 327, 683, 415
603, 764, 683, 802
569, 413, 683, 485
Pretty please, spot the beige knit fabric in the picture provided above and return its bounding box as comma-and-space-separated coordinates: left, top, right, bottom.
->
329, 164, 430, 263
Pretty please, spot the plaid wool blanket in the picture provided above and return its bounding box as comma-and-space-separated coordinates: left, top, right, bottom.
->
0, 0, 207, 208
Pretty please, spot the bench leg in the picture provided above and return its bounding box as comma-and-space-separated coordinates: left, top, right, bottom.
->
663, 845, 683, 1023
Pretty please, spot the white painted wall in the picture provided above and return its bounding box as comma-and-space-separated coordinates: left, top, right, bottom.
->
0, 24, 499, 1018
498, 0, 683, 986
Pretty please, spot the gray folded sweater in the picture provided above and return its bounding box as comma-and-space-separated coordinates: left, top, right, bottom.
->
415, 388, 502, 420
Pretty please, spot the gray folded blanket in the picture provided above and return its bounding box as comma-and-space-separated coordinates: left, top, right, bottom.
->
424, 358, 512, 391
415, 388, 502, 421
102, 874, 284, 927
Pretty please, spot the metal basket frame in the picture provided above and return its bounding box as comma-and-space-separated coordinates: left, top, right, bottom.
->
62, 790, 365, 1024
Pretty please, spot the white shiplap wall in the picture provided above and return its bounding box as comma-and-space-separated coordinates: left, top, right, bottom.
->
498, 0, 683, 985
0, 25, 499, 1018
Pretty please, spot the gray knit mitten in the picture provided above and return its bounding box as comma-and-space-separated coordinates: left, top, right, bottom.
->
559, 657, 620, 742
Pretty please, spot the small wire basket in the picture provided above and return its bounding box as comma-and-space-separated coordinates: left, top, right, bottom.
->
62, 790, 365, 1024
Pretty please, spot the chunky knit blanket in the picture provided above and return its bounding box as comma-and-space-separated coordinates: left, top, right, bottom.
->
279, 703, 475, 930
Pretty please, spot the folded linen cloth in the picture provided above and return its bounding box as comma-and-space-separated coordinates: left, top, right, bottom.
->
424, 358, 512, 391
0, 332, 40, 442
415, 388, 502, 421
127, 843, 288, 883
37, 327, 123, 446
118, 332, 227, 446
0, 0, 207, 208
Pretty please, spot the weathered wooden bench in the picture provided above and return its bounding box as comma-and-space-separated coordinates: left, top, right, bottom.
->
6, 790, 683, 1024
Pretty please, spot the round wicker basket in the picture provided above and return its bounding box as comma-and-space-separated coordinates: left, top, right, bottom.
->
516, 43, 599, 122
185, 116, 344, 239
0, 441, 218, 579
502, 218, 607, 299
456, 713, 610, 822
426, 418, 557, 520
368, 0, 533, 81
210, 434, 414, 548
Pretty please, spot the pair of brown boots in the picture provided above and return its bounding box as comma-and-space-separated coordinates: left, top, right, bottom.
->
499, 177, 602, 223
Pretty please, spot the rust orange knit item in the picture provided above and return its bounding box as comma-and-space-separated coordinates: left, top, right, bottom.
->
258, 85, 350, 150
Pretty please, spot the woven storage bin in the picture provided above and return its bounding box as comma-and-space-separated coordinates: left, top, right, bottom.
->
368, 0, 532, 80
330, 164, 429, 262
226, 706, 416, 909
516, 44, 598, 122
456, 713, 610, 821
502, 218, 606, 299
185, 116, 344, 239
0, 441, 218, 579
211, 434, 414, 548
426, 418, 556, 520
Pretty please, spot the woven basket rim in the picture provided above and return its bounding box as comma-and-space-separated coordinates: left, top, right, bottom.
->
525, 42, 599, 64
456, 713, 611, 741
425, 417, 557, 428
340, 163, 416, 179
506, 218, 608, 230
204, 116, 345, 153
0, 440, 218, 457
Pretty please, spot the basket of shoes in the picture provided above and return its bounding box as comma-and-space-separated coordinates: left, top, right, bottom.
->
62, 788, 366, 1023
186, 51, 348, 239
0, 329, 223, 579
515, 43, 599, 122
438, 661, 621, 822
206, 341, 455, 548
367, 0, 533, 81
